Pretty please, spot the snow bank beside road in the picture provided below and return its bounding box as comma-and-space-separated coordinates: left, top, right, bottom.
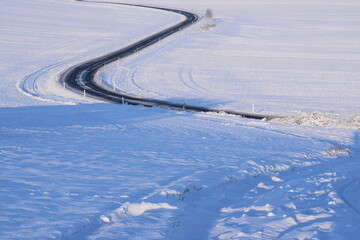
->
272, 112, 360, 130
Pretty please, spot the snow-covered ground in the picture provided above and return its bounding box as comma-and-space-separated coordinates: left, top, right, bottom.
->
100, 0, 360, 116
0, 0, 183, 106
1, 0, 360, 239
1, 104, 359, 239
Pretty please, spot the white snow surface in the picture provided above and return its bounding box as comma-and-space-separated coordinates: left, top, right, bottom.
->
99, 0, 360, 116
0, 0, 183, 106
1, 104, 359, 239
1, 0, 360, 239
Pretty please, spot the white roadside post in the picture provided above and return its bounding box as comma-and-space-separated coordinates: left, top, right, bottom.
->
252, 104, 255, 113
83, 89, 86, 98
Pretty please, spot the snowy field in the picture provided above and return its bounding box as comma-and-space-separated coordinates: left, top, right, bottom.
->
0, 0, 182, 106
1, 0, 360, 239
1, 104, 359, 239
100, 0, 360, 116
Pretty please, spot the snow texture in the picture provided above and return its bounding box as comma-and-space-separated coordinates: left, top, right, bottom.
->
99, 0, 360, 116
1, 0, 360, 239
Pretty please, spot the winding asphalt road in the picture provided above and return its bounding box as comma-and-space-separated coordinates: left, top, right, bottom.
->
62, 0, 279, 120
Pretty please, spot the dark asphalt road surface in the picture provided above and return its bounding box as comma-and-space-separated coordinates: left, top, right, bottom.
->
62, 1, 279, 120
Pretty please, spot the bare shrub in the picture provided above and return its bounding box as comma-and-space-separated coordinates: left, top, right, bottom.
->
200, 8, 216, 32
205, 8, 213, 20
326, 146, 350, 157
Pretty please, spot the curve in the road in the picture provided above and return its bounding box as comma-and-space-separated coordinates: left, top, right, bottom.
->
62, 0, 281, 120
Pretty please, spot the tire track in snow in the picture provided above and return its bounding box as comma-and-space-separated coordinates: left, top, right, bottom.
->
186, 68, 208, 92
176, 68, 208, 94
338, 179, 360, 216
178, 68, 198, 93
129, 66, 163, 98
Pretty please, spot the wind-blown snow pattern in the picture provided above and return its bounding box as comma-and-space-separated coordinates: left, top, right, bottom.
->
1, 105, 359, 239
1, 0, 360, 239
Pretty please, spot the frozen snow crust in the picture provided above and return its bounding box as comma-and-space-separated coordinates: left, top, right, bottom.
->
1, 0, 360, 239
